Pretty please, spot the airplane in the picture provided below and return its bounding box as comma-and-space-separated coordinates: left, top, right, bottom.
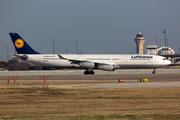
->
9, 33, 171, 75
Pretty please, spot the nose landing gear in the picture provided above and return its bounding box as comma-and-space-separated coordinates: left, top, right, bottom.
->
152, 68, 156, 74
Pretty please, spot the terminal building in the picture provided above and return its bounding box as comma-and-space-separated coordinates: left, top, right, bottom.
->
146, 43, 179, 64
147, 45, 175, 55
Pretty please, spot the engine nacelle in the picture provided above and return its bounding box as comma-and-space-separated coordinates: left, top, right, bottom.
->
98, 65, 114, 71
79, 62, 94, 69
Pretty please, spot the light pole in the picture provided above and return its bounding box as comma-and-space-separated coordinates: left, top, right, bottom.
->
154, 37, 158, 46
163, 30, 168, 55
52, 39, 55, 54
166, 39, 169, 54
7, 45, 9, 62
75, 41, 78, 54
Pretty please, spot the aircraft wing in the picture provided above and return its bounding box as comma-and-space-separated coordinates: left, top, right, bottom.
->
58, 54, 82, 64
58, 54, 120, 68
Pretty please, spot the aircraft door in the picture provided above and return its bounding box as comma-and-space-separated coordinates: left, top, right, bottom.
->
39, 56, 43, 62
154, 57, 158, 63
123, 56, 128, 63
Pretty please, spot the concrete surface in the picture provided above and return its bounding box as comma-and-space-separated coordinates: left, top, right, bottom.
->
1, 69, 180, 76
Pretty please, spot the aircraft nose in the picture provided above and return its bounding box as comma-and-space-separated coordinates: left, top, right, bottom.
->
167, 60, 171, 64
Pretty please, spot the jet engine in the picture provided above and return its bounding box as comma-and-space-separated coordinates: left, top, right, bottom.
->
79, 62, 94, 69
98, 65, 114, 71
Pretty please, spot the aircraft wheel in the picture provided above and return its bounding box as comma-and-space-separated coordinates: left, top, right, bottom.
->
89, 71, 95, 75
84, 71, 89, 75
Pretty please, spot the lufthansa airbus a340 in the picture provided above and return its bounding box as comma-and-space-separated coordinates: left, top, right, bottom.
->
9, 33, 171, 75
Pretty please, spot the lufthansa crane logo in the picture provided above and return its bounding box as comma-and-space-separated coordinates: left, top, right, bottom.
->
15, 39, 24, 48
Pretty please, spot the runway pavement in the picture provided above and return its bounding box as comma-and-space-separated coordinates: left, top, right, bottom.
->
1, 73, 180, 80
1, 72, 180, 88
1, 69, 180, 76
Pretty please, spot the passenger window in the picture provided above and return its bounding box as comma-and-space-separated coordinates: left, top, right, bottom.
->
163, 58, 166, 60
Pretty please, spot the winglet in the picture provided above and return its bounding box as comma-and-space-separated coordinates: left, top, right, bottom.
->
9, 33, 40, 54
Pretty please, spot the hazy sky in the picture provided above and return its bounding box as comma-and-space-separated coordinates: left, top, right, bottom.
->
1, 0, 180, 61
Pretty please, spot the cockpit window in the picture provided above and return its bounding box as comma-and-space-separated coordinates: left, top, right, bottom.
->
163, 58, 167, 60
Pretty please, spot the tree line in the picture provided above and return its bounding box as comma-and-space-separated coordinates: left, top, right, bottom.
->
0, 59, 57, 71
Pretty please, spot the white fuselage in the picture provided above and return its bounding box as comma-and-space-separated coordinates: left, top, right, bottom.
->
17, 54, 171, 69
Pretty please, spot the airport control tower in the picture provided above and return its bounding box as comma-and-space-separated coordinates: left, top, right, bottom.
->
135, 32, 145, 54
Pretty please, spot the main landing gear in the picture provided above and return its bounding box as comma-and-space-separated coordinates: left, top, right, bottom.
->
152, 68, 156, 74
84, 69, 95, 75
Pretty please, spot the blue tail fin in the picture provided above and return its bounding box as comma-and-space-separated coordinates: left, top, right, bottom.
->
9, 33, 40, 54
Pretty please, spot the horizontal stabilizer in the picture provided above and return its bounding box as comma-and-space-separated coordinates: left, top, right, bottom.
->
9, 54, 28, 60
